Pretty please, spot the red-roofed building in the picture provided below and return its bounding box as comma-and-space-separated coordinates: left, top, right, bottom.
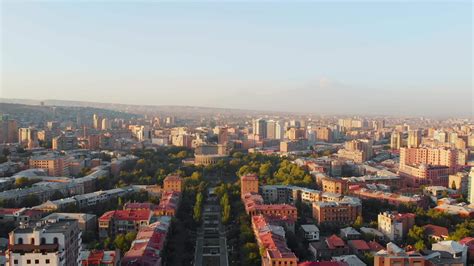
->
347, 239, 371, 256
423, 224, 449, 241
80, 249, 119, 266
98, 210, 152, 238
298, 262, 349, 266
123, 202, 156, 211
0, 208, 44, 226
122, 219, 171, 266
251, 215, 298, 266
367, 240, 384, 253
309, 235, 350, 260
155, 191, 180, 217
242, 192, 297, 221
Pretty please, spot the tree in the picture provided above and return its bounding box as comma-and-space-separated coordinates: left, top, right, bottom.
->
193, 192, 203, 222
113, 234, 127, 252
407, 225, 425, 245
221, 193, 230, 224
414, 240, 426, 251
50, 191, 64, 201
451, 180, 457, 190
21, 194, 41, 207
353, 215, 364, 229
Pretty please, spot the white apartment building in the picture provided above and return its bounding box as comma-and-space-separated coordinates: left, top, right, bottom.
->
7, 219, 81, 266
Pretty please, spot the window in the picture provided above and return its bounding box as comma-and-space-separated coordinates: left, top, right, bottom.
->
35, 260, 39, 264
17, 238, 23, 244
53, 237, 58, 244
27, 260, 31, 264
45, 259, 50, 264
14, 260, 18, 265
41, 238, 46, 244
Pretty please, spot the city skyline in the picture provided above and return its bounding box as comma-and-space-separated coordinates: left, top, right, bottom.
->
1, 1, 472, 117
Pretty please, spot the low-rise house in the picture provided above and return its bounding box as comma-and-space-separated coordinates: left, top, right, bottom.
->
434, 203, 474, 218
347, 240, 370, 256
431, 240, 468, 265
359, 227, 385, 242
340, 227, 361, 240
299, 224, 320, 241
423, 224, 449, 241
309, 235, 350, 260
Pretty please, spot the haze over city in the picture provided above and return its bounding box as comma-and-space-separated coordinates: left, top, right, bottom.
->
1, 1, 472, 117
1, 1, 474, 266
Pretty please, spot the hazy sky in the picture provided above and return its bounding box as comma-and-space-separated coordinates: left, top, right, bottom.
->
1, 1, 472, 116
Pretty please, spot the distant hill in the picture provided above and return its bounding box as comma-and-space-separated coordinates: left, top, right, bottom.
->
0, 98, 287, 117
0, 101, 139, 124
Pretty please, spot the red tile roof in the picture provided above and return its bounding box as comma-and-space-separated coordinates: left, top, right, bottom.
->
326, 235, 346, 249
99, 210, 151, 222
298, 262, 348, 266
348, 240, 370, 251
367, 240, 384, 252
0, 208, 21, 215
423, 224, 449, 237
124, 202, 156, 210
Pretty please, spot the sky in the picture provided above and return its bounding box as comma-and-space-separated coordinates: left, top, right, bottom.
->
1, 1, 472, 117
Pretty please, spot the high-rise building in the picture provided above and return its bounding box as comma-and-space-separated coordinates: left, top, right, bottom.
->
315, 127, 333, 142
252, 118, 267, 139
52, 132, 78, 150
399, 147, 459, 187
407, 129, 422, 148
18, 127, 39, 149
217, 127, 228, 145
93, 114, 102, 130
468, 168, 474, 204
266, 120, 277, 139
7, 219, 82, 266
128, 125, 152, 141
371, 120, 385, 131
275, 121, 283, 140
337, 139, 373, 163
0, 115, 18, 143
101, 118, 110, 130
29, 154, 70, 176
434, 130, 447, 143
390, 131, 402, 150
47, 121, 60, 132
287, 127, 306, 140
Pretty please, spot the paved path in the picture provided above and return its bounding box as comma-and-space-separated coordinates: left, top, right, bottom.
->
194, 197, 229, 266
